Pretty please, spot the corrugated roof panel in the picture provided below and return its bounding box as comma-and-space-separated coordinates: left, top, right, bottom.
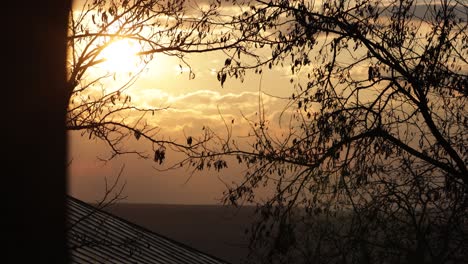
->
67, 196, 230, 264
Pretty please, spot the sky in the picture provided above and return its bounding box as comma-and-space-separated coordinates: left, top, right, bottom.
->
67, 30, 294, 204
67, 0, 466, 205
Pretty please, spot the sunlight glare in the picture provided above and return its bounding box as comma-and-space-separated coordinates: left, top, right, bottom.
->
99, 39, 142, 74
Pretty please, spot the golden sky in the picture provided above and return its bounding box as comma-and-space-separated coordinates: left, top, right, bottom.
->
67, 0, 466, 205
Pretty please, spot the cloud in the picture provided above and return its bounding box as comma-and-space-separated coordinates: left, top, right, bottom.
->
151, 90, 279, 127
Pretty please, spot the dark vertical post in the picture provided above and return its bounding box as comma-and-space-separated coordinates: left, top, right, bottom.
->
5, 1, 71, 263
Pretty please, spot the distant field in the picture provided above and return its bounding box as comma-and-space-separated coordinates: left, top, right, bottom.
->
103, 203, 258, 264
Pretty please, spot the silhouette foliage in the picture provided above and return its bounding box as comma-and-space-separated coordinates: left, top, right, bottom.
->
177, 0, 468, 263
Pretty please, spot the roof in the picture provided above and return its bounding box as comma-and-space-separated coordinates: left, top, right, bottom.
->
67, 196, 230, 264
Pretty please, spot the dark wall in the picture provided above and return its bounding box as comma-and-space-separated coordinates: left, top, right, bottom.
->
5, 1, 71, 263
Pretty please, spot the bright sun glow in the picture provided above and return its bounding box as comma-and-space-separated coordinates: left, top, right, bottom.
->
99, 39, 142, 73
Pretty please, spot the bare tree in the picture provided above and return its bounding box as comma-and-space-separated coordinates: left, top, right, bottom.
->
171, 0, 468, 263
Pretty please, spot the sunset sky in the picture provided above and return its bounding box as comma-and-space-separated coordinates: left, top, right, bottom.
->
67, 12, 295, 204
67, 0, 466, 205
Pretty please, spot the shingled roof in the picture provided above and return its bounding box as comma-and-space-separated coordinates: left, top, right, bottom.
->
67, 196, 230, 264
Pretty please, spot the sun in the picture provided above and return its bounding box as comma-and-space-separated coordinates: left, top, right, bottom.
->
99, 39, 143, 74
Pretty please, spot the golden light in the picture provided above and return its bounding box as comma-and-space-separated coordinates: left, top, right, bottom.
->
99, 39, 143, 74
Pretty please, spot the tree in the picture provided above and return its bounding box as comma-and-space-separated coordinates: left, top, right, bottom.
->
68, 0, 467, 262
174, 0, 468, 263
